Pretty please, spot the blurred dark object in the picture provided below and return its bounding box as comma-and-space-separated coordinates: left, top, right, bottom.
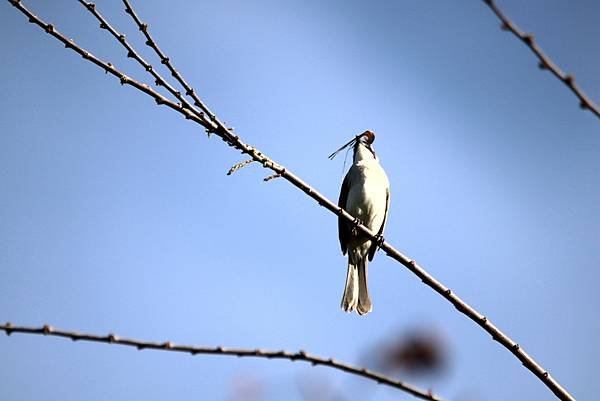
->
367, 327, 449, 378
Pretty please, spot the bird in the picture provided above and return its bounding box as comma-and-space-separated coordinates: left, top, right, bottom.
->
329, 130, 390, 315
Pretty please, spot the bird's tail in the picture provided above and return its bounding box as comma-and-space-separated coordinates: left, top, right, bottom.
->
341, 256, 372, 315
357, 257, 372, 315
341, 260, 358, 312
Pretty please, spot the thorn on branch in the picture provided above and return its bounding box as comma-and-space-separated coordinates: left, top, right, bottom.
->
523, 34, 534, 45
120, 75, 129, 85
537, 60, 547, 70
161, 57, 170, 65
140, 23, 148, 32
4, 322, 12, 336
500, 21, 510, 31
99, 22, 108, 30
227, 159, 255, 175
564, 74, 575, 87
85, 3, 95, 11
263, 173, 282, 182
44, 24, 54, 33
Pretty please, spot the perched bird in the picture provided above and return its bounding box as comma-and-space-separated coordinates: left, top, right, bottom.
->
329, 130, 390, 315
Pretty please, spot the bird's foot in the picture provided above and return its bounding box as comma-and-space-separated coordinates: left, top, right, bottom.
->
351, 217, 363, 236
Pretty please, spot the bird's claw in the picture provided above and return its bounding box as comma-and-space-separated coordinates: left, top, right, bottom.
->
351, 217, 363, 236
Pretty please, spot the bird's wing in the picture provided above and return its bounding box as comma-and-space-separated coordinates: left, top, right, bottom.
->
338, 171, 352, 255
368, 186, 390, 261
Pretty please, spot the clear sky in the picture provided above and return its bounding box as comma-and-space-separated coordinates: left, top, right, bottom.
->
1, 1, 599, 400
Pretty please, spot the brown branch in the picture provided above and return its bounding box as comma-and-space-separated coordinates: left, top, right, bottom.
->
5, 1, 576, 401
77, 0, 207, 127
0, 323, 445, 401
4, 1, 212, 131
122, 0, 225, 129
482, 0, 600, 120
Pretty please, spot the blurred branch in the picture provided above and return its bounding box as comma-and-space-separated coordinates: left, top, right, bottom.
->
4, 1, 575, 400
0, 323, 445, 401
482, 0, 600, 119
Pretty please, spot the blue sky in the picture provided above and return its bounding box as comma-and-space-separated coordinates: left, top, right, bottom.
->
1, 1, 599, 400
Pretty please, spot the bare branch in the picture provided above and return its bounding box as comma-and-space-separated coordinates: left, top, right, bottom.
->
482, 0, 600, 119
4, 1, 576, 400
0, 323, 445, 401
122, 0, 219, 126
76, 0, 209, 128
5, 0, 213, 131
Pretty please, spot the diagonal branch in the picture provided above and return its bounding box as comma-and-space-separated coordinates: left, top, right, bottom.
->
77, 0, 207, 125
121, 0, 220, 126
482, 0, 600, 119
4, 1, 576, 400
0, 323, 445, 401
4, 1, 213, 131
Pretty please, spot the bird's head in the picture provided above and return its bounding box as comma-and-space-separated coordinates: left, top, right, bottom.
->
354, 130, 377, 159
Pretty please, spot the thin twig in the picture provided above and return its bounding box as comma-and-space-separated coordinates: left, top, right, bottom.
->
4, 1, 212, 131
482, 0, 600, 119
227, 159, 255, 176
263, 173, 282, 182
77, 0, 209, 128
122, 0, 230, 133
5, 2, 576, 400
0, 323, 445, 401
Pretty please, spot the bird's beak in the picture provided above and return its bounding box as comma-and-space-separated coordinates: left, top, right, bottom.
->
328, 135, 359, 160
